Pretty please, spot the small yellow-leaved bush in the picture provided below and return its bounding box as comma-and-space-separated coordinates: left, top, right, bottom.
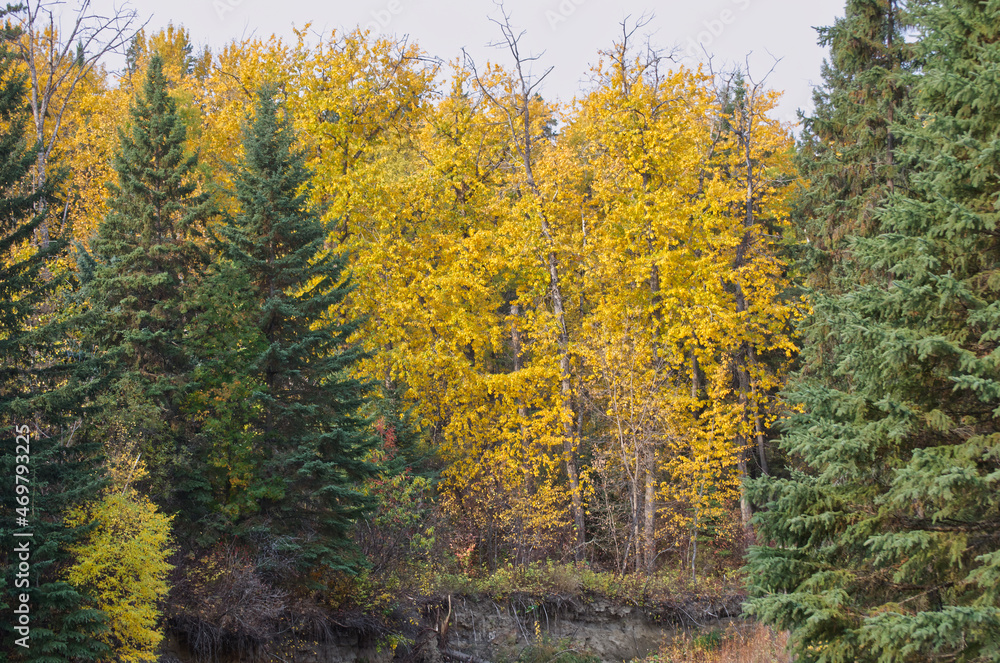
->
66, 490, 174, 663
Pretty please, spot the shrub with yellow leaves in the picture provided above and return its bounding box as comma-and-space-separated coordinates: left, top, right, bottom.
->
65, 490, 174, 663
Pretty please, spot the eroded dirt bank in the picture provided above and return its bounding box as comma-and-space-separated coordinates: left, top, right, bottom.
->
161, 590, 744, 663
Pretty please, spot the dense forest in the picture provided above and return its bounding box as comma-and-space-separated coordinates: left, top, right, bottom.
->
0, 0, 997, 661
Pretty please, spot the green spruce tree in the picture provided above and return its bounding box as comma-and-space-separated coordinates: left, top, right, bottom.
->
82, 53, 211, 505
220, 88, 376, 571
795, 0, 914, 290
746, 2, 1000, 661
0, 5, 107, 660
180, 258, 266, 542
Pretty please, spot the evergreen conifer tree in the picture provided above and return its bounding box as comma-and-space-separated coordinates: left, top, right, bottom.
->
746, 2, 1000, 661
0, 6, 107, 659
795, 0, 914, 290
180, 257, 266, 541
220, 88, 376, 571
82, 53, 210, 504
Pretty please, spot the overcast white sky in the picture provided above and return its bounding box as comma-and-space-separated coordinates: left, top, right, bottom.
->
88, 0, 846, 125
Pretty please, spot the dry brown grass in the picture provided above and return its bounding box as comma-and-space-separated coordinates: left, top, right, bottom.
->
647, 621, 791, 663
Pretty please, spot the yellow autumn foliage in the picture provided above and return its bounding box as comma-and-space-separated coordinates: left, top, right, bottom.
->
48, 22, 800, 572
66, 490, 174, 663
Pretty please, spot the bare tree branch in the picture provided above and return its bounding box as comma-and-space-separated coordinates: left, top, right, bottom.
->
17, 0, 146, 245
